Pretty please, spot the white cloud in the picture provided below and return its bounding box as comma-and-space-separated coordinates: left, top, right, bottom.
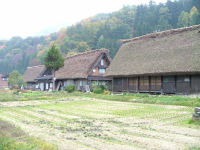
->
0, 0, 167, 39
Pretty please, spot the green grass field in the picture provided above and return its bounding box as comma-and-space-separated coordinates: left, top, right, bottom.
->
0, 119, 57, 150
0, 91, 200, 150
1, 89, 200, 107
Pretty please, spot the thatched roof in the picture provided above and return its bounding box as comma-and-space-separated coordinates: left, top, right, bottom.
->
55, 49, 110, 79
106, 25, 200, 77
23, 65, 45, 82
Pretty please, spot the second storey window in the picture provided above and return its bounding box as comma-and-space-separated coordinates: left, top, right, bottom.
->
101, 59, 104, 66
99, 68, 105, 74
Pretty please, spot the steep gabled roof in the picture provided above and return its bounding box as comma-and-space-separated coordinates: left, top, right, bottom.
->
55, 49, 110, 79
106, 25, 200, 77
23, 65, 45, 82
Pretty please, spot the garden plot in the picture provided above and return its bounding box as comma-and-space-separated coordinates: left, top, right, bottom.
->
0, 98, 199, 150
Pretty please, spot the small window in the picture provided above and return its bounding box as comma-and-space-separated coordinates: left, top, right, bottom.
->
99, 68, 105, 74
50, 83, 53, 88
93, 69, 96, 72
101, 59, 104, 66
46, 83, 49, 89
64, 81, 67, 87
163, 78, 169, 83
184, 77, 190, 82
36, 84, 39, 89
80, 81, 83, 86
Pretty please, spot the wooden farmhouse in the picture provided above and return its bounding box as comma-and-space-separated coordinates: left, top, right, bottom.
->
0, 74, 9, 89
54, 49, 112, 91
23, 65, 45, 90
24, 49, 112, 91
105, 25, 200, 95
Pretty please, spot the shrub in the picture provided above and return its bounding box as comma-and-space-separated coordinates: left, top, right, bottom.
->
93, 85, 104, 94
100, 85, 107, 91
64, 85, 76, 93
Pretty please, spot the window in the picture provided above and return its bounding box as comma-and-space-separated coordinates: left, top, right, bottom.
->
93, 69, 96, 72
184, 77, 190, 82
163, 78, 168, 83
50, 83, 53, 88
36, 84, 39, 89
80, 80, 83, 86
99, 68, 105, 74
2, 78, 7, 81
46, 83, 49, 90
64, 81, 67, 87
101, 59, 104, 66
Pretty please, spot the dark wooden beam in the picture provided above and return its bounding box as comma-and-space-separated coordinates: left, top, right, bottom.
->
127, 77, 129, 93
161, 76, 163, 94
149, 76, 151, 94
175, 75, 177, 94
138, 76, 140, 93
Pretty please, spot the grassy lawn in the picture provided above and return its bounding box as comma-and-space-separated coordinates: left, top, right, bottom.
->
0, 89, 72, 102
0, 96, 200, 150
0, 119, 57, 150
1, 89, 200, 107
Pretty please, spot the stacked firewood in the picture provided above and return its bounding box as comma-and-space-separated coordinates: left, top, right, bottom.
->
193, 107, 200, 121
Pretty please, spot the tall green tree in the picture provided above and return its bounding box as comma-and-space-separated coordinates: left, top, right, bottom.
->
189, 6, 199, 25
44, 44, 64, 90
8, 70, 25, 88
157, 7, 172, 31
76, 42, 91, 52
177, 11, 190, 27
97, 35, 105, 49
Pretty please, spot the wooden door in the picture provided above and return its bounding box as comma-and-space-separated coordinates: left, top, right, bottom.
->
162, 76, 175, 94
113, 78, 122, 92
191, 75, 200, 93
122, 78, 128, 92
176, 76, 190, 94
128, 77, 138, 92
150, 76, 161, 92
139, 76, 149, 92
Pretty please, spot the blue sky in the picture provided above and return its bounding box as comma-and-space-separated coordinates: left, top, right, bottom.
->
0, 0, 167, 39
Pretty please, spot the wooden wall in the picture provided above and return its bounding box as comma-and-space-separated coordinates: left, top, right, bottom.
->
113, 75, 200, 94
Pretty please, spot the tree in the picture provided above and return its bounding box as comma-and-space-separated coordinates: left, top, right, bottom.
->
97, 35, 105, 49
157, 7, 172, 31
44, 44, 64, 90
189, 6, 199, 25
76, 42, 91, 52
177, 11, 190, 27
8, 70, 25, 88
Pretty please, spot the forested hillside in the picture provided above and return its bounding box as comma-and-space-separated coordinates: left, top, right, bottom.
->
0, 0, 199, 74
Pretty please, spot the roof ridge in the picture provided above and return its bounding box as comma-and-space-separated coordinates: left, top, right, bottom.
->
65, 48, 109, 59
122, 24, 200, 44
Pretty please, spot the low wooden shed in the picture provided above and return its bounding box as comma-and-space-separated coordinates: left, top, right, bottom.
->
105, 25, 200, 95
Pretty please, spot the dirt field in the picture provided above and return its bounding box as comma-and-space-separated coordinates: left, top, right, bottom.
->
0, 97, 199, 150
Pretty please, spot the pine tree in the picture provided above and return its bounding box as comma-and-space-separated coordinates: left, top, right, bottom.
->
44, 44, 64, 90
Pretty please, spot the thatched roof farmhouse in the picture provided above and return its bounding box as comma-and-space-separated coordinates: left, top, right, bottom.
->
23, 65, 45, 89
24, 49, 112, 91
106, 25, 200, 94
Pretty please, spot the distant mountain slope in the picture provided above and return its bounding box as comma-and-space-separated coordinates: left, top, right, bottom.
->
0, 0, 199, 74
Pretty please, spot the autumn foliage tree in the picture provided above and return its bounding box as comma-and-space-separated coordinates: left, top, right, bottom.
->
44, 44, 64, 90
